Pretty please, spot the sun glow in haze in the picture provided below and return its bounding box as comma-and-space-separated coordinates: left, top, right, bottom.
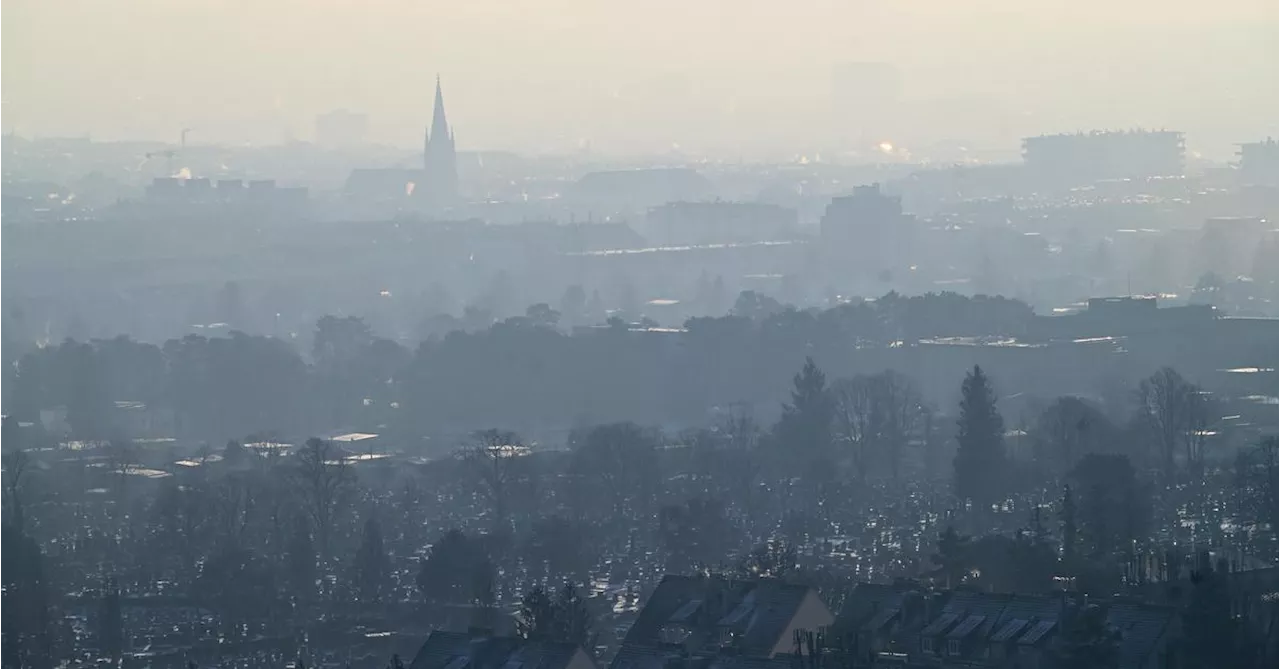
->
0, 0, 1275, 155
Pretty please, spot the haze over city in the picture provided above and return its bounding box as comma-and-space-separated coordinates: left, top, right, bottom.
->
4, 0, 1277, 157
2, 3, 1278, 669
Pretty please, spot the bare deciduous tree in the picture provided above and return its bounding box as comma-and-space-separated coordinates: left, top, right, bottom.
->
1236, 437, 1278, 532
831, 376, 875, 483
1138, 368, 1212, 478
871, 370, 926, 482
1033, 396, 1113, 478
719, 403, 763, 525
721, 402, 760, 451
152, 480, 208, 577
2, 450, 31, 531
291, 437, 353, 559
457, 429, 526, 531
832, 371, 924, 482
211, 475, 257, 548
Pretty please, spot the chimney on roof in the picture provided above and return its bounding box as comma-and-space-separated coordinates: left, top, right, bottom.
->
902, 591, 924, 622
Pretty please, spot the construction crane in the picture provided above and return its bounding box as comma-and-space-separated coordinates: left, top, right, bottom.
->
141, 128, 194, 176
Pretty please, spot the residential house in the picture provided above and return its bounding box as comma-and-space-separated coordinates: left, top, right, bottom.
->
836, 585, 1179, 669
1105, 603, 1179, 669
830, 582, 929, 658
408, 630, 596, 669
611, 574, 834, 669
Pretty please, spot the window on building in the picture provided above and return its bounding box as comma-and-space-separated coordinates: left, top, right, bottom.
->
921, 638, 934, 654
947, 639, 961, 656
659, 625, 691, 645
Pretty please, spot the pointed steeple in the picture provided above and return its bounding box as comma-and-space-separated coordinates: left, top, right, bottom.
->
430, 75, 450, 146
423, 74, 459, 204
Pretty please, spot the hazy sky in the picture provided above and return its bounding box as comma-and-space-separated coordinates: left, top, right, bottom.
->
4, 0, 1276, 158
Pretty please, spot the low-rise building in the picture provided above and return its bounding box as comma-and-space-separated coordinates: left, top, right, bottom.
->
408, 631, 597, 669
834, 585, 1179, 669
612, 575, 834, 669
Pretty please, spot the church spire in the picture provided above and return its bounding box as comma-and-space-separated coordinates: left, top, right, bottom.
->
430, 74, 450, 147
423, 74, 459, 204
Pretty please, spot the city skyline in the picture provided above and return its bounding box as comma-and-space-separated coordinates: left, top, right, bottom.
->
3, 4, 1276, 667
3, 0, 1276, 159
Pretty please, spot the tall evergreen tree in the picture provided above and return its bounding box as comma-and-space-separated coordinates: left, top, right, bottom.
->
780, 358, 831, 444
953, 365, 1007, 508
774, 357, 836, 517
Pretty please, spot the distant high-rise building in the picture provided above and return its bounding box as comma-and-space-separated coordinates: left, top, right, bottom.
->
819, 184, 917, 284
1237, 138, 1279, 187
423, 76, 459, 204
1021, 130, 1184, 186
820, 185, 909, 239
314, 109, 369, 148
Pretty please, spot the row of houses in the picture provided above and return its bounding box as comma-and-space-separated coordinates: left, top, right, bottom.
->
406, 571, 1273, 669
835, 585, 1174, 668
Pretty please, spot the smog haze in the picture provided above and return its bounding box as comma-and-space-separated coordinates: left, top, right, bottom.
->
4, 0, 1276, 158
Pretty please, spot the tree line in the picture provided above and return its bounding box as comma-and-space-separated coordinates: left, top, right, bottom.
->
2, 291, 1047, 445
